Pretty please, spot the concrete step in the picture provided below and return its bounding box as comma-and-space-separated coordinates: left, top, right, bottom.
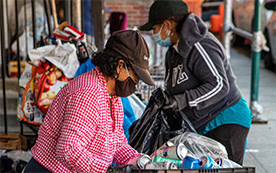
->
0, 78, 19, 91
0, 111, 34, 134
1, 110, 19, 125
0, 90, 19, 113
0, 79, 38, 134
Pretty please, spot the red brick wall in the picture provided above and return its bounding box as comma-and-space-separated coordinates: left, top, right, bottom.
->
104, 0, 204, 28
104, 1, 152, 28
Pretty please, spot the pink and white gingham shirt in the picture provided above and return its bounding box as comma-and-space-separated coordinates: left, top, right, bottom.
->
31, 68, 140, 173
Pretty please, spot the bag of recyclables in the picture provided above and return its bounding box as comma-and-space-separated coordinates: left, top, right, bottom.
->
168, 132, 228, 160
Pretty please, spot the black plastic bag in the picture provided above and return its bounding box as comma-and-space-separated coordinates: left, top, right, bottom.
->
129, 88, 196, 155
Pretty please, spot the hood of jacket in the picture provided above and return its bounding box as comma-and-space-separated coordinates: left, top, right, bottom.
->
177, 13, 208, 57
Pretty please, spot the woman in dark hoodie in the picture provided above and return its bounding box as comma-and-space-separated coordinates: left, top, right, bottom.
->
139, 0, 252, 165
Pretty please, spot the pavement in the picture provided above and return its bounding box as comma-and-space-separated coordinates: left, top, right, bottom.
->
0, 46, 275, 172
230, 47, 276, 173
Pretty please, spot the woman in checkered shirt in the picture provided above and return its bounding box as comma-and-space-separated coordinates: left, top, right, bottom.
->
24, 30, 155, 173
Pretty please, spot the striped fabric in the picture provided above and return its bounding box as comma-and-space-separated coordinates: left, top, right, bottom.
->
31, 67, 140, 173
190, 42, 224, 107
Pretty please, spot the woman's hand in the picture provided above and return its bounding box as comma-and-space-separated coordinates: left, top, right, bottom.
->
162, 90, 178, 114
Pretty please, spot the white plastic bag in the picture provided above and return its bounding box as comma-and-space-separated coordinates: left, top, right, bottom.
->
11, 31, 34, 59
128, 94, 146, 119
6, 150, 32, 163
28, 43, 79, 78
169, 132, 228, 160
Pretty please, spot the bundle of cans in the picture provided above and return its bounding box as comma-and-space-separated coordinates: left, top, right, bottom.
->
136, 141, 238, 170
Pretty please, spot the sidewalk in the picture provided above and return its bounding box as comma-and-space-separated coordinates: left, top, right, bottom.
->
230, 48, 276, 173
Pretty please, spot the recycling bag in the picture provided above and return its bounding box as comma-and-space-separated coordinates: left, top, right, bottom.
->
129, 88, 196, 155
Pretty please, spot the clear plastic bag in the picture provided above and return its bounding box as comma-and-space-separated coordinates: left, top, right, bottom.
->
168, 132, 228, 160
6, 150, 32, 163
0, 150, 32, 172
215, 158, 242, 168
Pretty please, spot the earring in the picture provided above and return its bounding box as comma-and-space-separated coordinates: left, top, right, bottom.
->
170, 30, 174, 36
167, 30, 171, 37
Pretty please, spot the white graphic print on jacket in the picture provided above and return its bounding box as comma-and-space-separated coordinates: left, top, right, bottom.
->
166, 64, 189, 88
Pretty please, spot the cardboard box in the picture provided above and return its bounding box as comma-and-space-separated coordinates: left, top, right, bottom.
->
0, 134, 27, 150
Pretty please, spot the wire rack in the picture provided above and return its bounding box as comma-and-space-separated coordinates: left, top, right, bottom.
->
135, 66, 165, 104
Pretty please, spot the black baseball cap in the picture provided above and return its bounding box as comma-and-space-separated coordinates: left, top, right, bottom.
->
105, 30, 155, 86
139, 0, 188, 31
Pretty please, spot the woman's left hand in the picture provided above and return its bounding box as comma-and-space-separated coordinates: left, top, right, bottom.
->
162, 90, 178, 113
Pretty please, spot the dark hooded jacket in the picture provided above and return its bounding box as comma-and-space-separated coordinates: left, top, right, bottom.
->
165, 14, 241, 131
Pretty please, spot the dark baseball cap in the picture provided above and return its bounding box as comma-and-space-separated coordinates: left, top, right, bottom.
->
139, 0, 188, 31
105, 30, 155, 86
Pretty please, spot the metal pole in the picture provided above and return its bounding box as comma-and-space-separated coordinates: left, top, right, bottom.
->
250, 0, 266, 123
222, 0, 266, 123
81, 0, 84, 32
72, 0, 81, 30
65, 0, 72, 25
32, 0, 37, 48
24, 0, 28, 61
0, 0, 8, 134
44, 0, 53, 37
91, 0, 105, 51
51, 0, 58, 29
222, 0, 232, 60
6, 0, 12, 77
15, 0, 24, 134
223, 0, 254, 59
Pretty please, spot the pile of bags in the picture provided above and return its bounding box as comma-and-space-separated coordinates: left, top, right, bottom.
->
147, 133, 242, 169
17, 24, 97, 126
128, 88, 242, 170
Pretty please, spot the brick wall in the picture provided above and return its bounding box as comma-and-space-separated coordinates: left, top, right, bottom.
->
104, 1, 153, 28
105, 0, 204, 28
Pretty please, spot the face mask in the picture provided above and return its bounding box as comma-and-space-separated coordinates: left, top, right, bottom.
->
153, 24, 172, 47
115, 64, 137, 97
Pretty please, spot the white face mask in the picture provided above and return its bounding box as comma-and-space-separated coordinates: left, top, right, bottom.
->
152, 24, 172, 47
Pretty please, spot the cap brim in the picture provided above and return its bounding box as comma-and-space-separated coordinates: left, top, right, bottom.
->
131, 63, 155, 86
139, 22, 155, 31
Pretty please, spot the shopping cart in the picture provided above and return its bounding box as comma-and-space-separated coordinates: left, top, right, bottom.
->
107, 165, 256, 173
135, 65, 165, 104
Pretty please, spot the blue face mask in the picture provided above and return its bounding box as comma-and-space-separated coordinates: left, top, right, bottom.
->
152, 25, 172, 47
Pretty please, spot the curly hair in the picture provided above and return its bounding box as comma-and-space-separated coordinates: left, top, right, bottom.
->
91, 51, 131, 78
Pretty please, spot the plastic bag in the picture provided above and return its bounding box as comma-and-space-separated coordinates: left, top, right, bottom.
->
28, 43, 79, 78
34, 61, 71, 113
129, 88, 196, 155
128, 93, 146, 120
0, 150, 32, 173
168, 132, 228, 160
6, 150, 32, 163
17, 63, 45, 125
215, 158, 242, 168
11, 31, 34, 60
17, 61, 71, 125
11, 2, 50, 59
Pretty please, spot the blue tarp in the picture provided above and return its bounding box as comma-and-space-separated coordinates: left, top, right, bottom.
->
83, 1, 94, 36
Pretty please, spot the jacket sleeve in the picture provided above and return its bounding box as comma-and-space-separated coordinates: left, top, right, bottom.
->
173, 41, 230, 111
113, 133, 141, 165
55, 89, 111, 173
